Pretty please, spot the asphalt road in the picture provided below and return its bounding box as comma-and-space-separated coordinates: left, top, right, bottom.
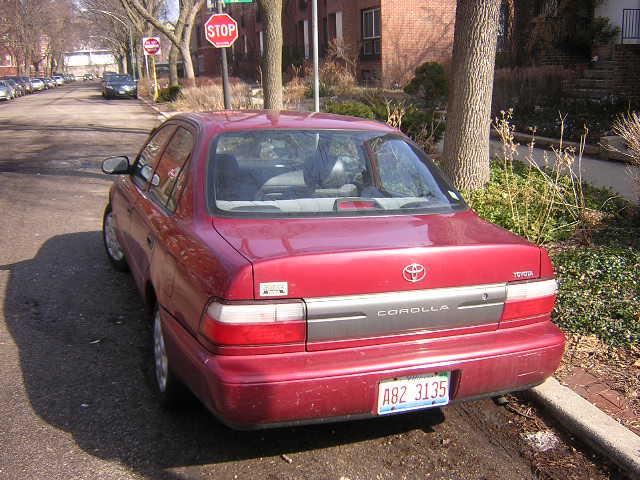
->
0, 84, 620, 480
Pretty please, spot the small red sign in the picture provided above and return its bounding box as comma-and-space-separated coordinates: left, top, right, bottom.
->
204, 14, 239, 48
142, 37, 162, 56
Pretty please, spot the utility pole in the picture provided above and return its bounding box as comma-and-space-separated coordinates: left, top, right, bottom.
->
218, 0, 232, 110
311, 0, 319, 112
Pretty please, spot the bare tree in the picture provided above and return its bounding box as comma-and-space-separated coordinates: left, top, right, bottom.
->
80, 0, 166, 80
1, 0, 81, 75
441, 0, 501, 191
258, 0, 283, 110
122, 0, 204, 84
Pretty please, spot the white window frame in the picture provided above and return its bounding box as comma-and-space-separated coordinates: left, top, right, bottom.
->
303, 19, 310, 59
362, 8, 381, 56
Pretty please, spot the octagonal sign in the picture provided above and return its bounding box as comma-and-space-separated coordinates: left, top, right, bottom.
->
205, 14, 239, 48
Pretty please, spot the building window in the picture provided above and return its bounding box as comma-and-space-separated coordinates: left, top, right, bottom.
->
497, 2, 509, 53
299, 0, 308, 10
303, 20, 310, 59
539, 0, 559, 17
362, 8, 381, 56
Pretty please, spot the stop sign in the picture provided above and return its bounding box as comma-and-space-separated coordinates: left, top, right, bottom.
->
142, 37, 162, 56
204, 14, 239, 48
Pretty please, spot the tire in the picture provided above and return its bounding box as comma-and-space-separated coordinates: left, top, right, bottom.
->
152, 305, 187, 408
102, 204, 129, 271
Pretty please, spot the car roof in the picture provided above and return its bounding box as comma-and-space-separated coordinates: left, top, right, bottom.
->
170, 110, 397, 134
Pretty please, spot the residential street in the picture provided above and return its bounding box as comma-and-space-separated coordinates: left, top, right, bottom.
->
0, 83, 622, 480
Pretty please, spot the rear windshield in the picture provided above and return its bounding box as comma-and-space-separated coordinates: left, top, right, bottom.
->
207, 130, 466, 217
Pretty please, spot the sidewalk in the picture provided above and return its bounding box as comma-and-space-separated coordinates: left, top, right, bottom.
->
561, 366, 639, 437
488, 139, 638, 202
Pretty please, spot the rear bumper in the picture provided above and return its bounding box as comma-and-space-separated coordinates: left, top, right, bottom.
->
162, 312, 564, 429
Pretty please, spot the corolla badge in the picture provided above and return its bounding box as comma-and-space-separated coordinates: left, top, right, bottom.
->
403, 263, 426, 283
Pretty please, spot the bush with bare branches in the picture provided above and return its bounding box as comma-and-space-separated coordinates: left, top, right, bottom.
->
173, 80, 252, 112
610, 112, 640, 203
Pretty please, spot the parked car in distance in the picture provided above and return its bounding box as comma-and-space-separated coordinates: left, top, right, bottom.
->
52, 75, 65, 87
0, 80, 14, 100
102, 74, 137, 99
30, 78, 45, 92
19, 76, 33, 94
83, 73, 94, 81
101, 111, 565, 429
45, 77, 57, 89
4, 76, 30, 95
2, 78, 23, 97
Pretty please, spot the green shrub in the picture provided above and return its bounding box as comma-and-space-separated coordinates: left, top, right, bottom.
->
325, 101, 375, 119
466, 161, 626, 244
401, 109, 445, 144
404, 62, 448, 105
552, 247, 639, 348
157, 85, 181, 103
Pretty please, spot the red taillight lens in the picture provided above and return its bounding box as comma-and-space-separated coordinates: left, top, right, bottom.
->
199, 301, 306, 346
501, 279, 558, 321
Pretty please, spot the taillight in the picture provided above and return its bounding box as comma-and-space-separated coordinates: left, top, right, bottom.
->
199, 300, 306, 347
501, 279, 558, 322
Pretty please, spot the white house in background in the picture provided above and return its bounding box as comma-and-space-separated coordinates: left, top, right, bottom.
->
63, 50, 120, 76
596, 0, 640, 44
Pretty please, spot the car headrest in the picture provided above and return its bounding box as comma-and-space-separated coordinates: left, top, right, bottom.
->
303, 152, 347, 189
215, 154, 240, 178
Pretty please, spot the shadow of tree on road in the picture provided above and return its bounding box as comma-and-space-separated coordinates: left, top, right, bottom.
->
1, 231, 445, 480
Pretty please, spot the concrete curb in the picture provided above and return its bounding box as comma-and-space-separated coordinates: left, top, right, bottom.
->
138, 96, 171, 120
530, 377, 640, 477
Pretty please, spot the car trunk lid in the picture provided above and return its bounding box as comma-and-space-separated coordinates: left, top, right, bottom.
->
213, 211, 542, 349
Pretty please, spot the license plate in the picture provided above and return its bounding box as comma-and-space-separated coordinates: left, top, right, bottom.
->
377, 372, 450, 415
119, 90, 126, 94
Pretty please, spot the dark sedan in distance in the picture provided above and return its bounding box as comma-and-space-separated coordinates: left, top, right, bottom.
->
102, 74, 138, 99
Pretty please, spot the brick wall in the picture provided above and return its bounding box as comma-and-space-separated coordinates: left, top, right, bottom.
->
380, 0, 455, 87
610, 44, 640, 101
194, 0, 455, 87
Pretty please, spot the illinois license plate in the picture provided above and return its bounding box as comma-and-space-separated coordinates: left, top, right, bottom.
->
377, 372, 450, 415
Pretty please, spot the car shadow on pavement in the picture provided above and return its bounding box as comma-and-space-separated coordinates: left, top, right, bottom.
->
2, 231, 445, 480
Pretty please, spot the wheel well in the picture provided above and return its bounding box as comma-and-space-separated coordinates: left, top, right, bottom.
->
145, 282, 157, 317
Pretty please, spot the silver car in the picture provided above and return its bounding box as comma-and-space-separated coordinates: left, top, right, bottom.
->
30, 78, 45, 91
0, 80, 14, 100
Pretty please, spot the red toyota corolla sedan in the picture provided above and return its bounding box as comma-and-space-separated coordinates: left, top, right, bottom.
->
101, 111, 565, 429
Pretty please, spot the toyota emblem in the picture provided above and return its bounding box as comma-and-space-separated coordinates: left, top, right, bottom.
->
403, 263, 426, 283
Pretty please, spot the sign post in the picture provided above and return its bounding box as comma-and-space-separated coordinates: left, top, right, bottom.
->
204, 5, 239, 110
142, 36, 162, 101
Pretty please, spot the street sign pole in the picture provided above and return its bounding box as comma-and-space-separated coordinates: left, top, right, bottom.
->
312, 0, 319, 112
218, 0, 232, 110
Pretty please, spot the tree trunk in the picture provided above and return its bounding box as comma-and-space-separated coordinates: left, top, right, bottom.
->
169, 43, 179, 87
258, 0, 283, 110
179, 44, 196, 84
441, 0, 501, 191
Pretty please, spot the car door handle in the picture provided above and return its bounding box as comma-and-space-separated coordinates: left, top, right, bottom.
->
146, 235, 155, 249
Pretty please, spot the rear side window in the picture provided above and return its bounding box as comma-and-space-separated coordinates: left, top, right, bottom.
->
132, 125, 176, 189
149, 127, 194, 211
208, 130, 465, 216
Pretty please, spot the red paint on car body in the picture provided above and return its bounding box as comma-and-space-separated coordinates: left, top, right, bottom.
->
106, 111, 565, 429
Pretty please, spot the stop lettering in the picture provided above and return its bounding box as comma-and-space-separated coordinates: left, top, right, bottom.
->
204, 14, 239, 48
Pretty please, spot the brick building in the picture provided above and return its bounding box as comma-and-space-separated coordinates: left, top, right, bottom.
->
193, 0, 456, 87
0, 48, 17, 77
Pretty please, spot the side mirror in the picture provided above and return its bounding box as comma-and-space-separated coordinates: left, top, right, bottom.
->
102, 156, 130, 175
